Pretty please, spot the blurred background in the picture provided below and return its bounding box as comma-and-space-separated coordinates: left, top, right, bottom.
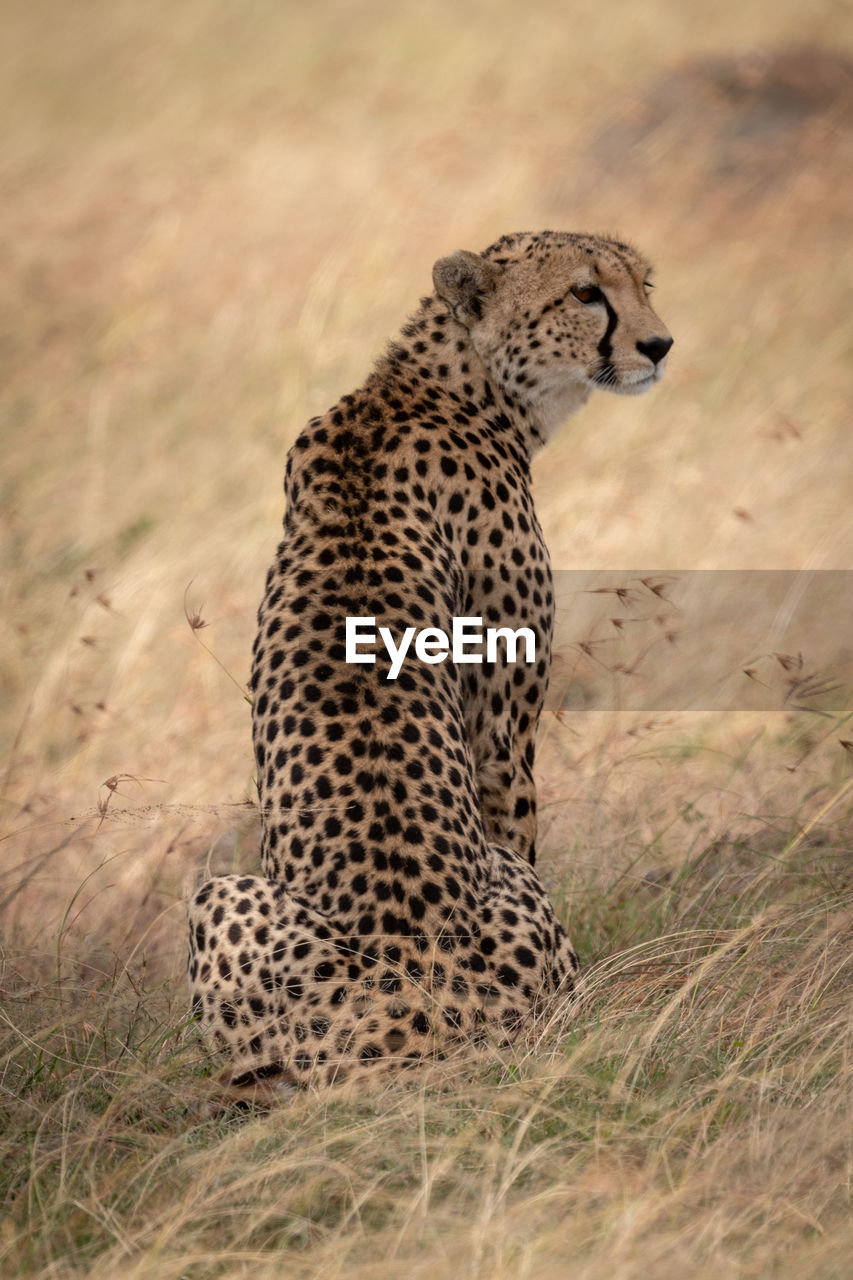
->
2, 0, 852, 976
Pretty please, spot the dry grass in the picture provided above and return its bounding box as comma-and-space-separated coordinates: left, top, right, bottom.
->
2, 1, 853, 1275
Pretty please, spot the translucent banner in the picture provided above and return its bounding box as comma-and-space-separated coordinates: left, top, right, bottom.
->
543, 570, 852, 713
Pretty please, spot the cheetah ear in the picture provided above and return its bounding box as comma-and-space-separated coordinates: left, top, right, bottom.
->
432, 250, 503, 325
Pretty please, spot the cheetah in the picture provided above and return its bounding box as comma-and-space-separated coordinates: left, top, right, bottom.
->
188, 231, 672, 1092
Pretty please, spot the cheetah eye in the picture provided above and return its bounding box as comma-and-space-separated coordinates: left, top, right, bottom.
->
570, 284, 604, 305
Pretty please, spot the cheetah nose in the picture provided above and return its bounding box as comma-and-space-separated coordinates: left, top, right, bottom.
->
636, 336, 673, 366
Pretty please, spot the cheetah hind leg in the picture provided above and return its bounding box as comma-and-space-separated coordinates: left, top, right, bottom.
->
473, 842, 581, 1046
187, 872, 455, 1099
203, 1061, 299, 1117
187, 872, 366, 1092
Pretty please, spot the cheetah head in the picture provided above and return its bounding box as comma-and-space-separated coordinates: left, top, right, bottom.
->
433, 231, 673, 441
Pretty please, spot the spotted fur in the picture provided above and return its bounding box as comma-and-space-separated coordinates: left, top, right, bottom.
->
187, 231, 672, 1089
